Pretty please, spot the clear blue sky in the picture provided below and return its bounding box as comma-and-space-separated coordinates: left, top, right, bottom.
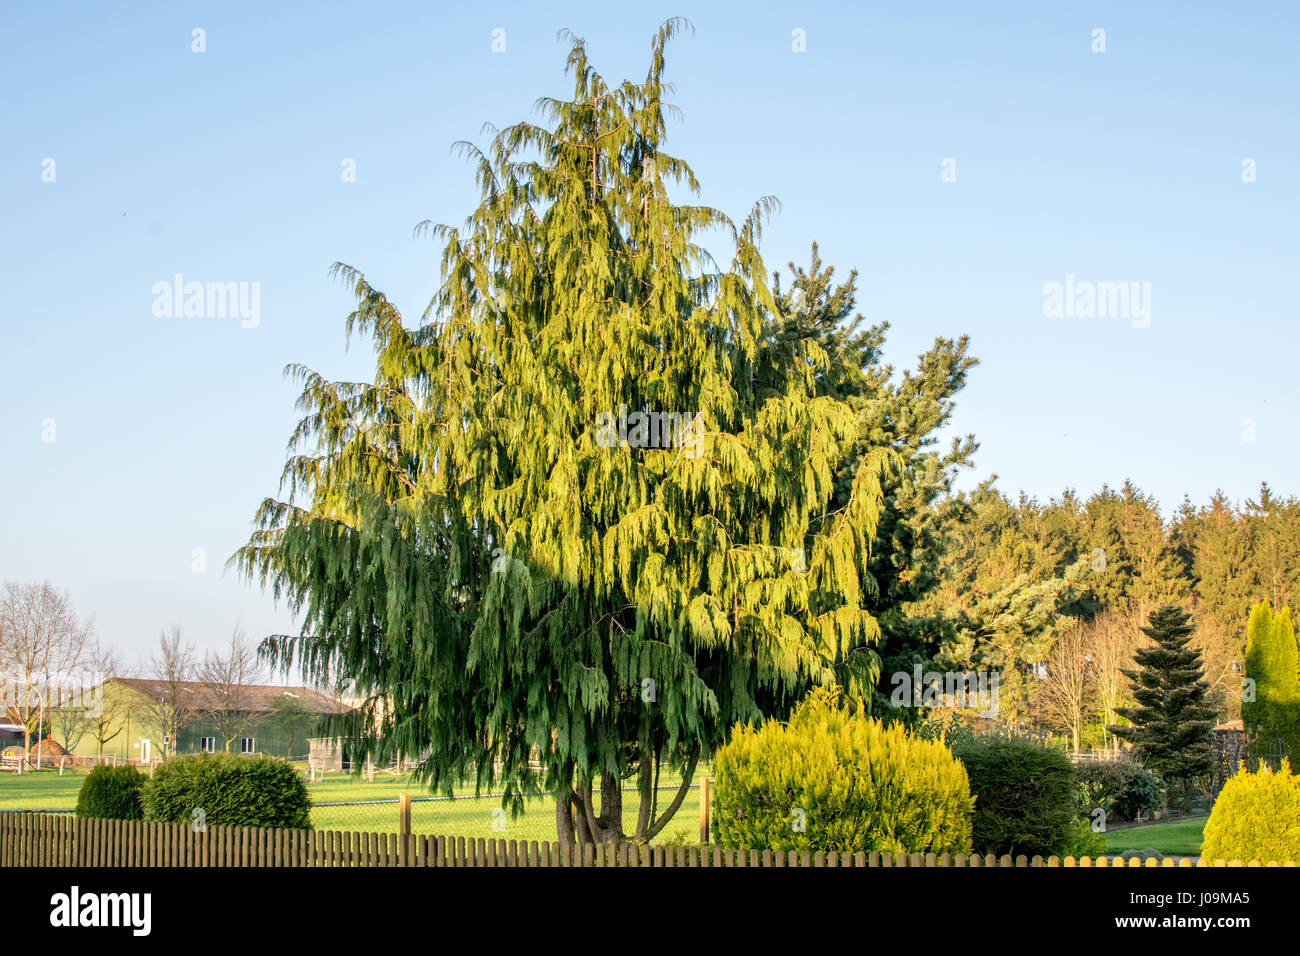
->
2, 1, 1296, 663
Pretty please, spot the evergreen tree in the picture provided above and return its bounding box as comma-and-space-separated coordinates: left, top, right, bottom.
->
1244, 484, 1300, 613
1242, 601, 1300, 766
232, 21, 895, 843
1111, 605, 1215, 797
765, 246, 979, 718
1184, 490, 1255, 639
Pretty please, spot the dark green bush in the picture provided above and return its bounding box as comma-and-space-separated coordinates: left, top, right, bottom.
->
712, 688, 973, 854
75, 765, 146, 820
1072, 752, 1164, 822
1073, 753, 1138, 816
1114, 767, 1164, 820
952, 735, 1075, 857
141, 753, 311, 829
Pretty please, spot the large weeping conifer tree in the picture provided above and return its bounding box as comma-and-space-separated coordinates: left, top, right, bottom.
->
233, 19, 894, 842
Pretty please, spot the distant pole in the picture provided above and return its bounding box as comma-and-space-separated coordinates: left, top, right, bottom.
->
699, 778, 710, 844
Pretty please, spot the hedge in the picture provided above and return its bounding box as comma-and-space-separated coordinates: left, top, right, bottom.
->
141, 753, 312, 829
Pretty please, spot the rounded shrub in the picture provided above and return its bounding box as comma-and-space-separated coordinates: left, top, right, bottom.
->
142, 753, 312, 829
712, 688, 973, 854
1072, 752, 1163, 822
1061, 820, 1107, 859
75, 765, 146, 820
1201, 760, 1300, 864
952, 735, 1075, 857
1114, 766, 1163, 820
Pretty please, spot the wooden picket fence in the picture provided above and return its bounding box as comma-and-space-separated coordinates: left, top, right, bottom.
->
0, 812, 1292, 867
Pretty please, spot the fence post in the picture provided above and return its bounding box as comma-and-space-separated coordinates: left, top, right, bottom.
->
699, 777, 710, 844
395, 790, 410, 842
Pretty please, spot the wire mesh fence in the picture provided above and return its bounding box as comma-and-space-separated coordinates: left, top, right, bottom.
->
311, 784, 706, 843
0, 759, 709, 844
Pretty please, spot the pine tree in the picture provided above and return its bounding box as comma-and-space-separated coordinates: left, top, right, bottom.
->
231, 20, 895, 843
1244, 484, 1300, 613
765, 245, 979, 718
1242, 601, 1300, 766
1111, 605, 1215, 795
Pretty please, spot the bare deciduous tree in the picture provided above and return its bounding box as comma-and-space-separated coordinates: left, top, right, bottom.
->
1035, 622, 1095, 755
140, 626, 198, 758
198, 625, 264, 752
1189, 612, 1243, 724
1085, 608, 1142, 751
0, 581, 94, 753
60, 642, 133, 758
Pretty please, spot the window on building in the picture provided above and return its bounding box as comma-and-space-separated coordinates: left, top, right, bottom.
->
240, 737, 256, 754
199, 737, 215, 753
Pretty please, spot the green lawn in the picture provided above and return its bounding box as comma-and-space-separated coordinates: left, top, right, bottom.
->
0, 766, 706, 843
0, 770, 83, 810
1103, 817, 1207, 857
0, 768, 1216, 852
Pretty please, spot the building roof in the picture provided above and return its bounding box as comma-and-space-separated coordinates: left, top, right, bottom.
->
107, 677, 352, 715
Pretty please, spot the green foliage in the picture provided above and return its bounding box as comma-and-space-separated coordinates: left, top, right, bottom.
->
74, 765, 146, 821
765, 247, 980, 722
919, 480, 1300, 732
230, 19, 901, 843
1201, 760, 1300, 864
1111, 605, 1215, 782
1072, 753, 1163, 822
1242, 601, 1300, 766
1061, 821, 1107, 859
1115, 767, 1164, 820
141, 754, 311, 830
1073, 755, 1133, 816
952, 734, 1075, 857
712, 688, 972, 854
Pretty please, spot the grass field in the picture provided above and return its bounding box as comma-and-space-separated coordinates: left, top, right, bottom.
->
3, 767, 1207, 852
0, 766, 706, 843
1103, 817, 1207, 857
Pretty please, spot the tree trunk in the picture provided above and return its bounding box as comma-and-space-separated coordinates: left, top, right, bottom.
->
556, 790, 577, 844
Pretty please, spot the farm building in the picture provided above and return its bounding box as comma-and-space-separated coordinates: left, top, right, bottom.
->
307, 736, 355, 773
0, 723, 24, 746
57, 677, 353, 762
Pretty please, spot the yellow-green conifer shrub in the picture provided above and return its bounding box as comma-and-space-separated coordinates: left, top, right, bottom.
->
712, 688, 973, 854
1200, 760, 1300, 864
